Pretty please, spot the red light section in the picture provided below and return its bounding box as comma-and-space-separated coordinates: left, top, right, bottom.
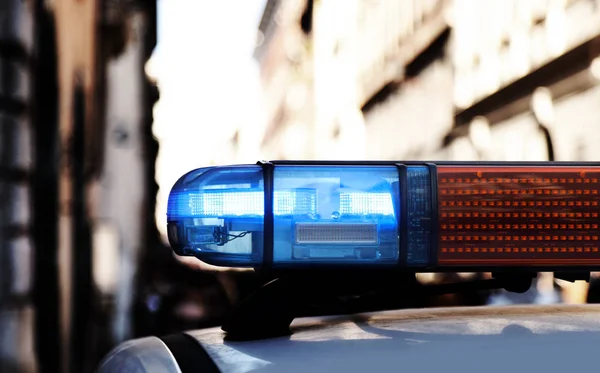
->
437, 166, 600, 266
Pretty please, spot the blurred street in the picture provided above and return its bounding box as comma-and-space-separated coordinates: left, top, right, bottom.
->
3, 0, 600, 371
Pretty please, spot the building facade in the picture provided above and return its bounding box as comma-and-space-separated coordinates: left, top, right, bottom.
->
255, 0, 454, 161
1, 0, 159, 371
447, 0, 600, 162
0, 0, 37, 371
310, 0, 452, 160
254, 0, 316, 160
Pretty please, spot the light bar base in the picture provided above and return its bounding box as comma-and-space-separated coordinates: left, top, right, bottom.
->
221, 271, 540, 341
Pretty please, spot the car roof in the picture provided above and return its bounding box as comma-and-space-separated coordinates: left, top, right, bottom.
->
186, 304, 600, 373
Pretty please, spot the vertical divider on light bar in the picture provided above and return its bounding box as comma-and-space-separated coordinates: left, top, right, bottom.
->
396, 164, 408, 267
258, 161, 274, 270
426, 163, 439, 267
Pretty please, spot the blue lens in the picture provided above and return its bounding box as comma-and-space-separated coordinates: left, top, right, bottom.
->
167, 164, 406, 268
272, 165, 400, 266
169, 189, 316, 218
166, 166, 265, 266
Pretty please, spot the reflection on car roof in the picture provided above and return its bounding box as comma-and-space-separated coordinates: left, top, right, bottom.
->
188, 304, 600, 373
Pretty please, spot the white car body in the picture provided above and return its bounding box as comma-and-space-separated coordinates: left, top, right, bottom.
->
98, 304, 600, 373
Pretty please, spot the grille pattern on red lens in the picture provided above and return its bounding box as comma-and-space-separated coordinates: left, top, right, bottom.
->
437, 166, 600, 265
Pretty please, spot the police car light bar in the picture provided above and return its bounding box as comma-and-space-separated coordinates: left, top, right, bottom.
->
166, 161, 600, 271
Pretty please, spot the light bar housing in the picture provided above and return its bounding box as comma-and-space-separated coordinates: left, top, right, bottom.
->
167, 161, 600, 272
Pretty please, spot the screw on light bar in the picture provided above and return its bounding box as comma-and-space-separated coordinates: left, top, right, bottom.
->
166, 161, 600, 271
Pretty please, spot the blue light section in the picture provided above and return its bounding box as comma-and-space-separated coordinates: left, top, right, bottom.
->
169, 189, 317, 218
340, 192, 395, 216
275, 189, 317, 216
272, 165, 400, 266
166, 163, 434, 269
406, 166, 432, 266
166, 166, 265, 267
190, 190, 263, 217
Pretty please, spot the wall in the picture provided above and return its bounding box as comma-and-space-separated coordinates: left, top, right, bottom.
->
0, 0, 36, 371
52, 0, 99, 370
452, 0, 600, 110
363, 60, 454, 160
551, 84, 600, 161
256, 0, 314, 160
95, 10, 148, 347
312, 0, 364, 159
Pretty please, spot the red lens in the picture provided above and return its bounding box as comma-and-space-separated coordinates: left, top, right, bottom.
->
437, 166, 600, 266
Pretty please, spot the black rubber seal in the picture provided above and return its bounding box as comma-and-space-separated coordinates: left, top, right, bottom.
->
395, 164, 408, 268
160, 333, 221, 373
257, 161, 274, 271
425, 163, 439, 267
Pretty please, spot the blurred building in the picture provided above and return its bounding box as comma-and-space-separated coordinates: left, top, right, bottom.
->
1, 0, 159, 372
254, 0, 316, 160
255, 0, 600, 159
446, 0, 600, 162
355, 0, 453, 160
95, 0, 160, 353
277, 0, 454, 160
310, 0, 364, 159
1, 0, 36, 372
254, 0, 455, 160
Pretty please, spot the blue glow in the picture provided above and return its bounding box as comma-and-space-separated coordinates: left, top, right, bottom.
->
191, 190, 263, 217
272, 165, 400, 266
339, 192, 394, 216
167, 166, 265, 266
167, 164, 416, 269
275, 189, 317, 216
168, 189, 317, 218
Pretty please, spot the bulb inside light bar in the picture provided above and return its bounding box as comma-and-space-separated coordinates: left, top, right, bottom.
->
340, 192, 394, 215
190, 190, 263, 217
172, 189, 317, 217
